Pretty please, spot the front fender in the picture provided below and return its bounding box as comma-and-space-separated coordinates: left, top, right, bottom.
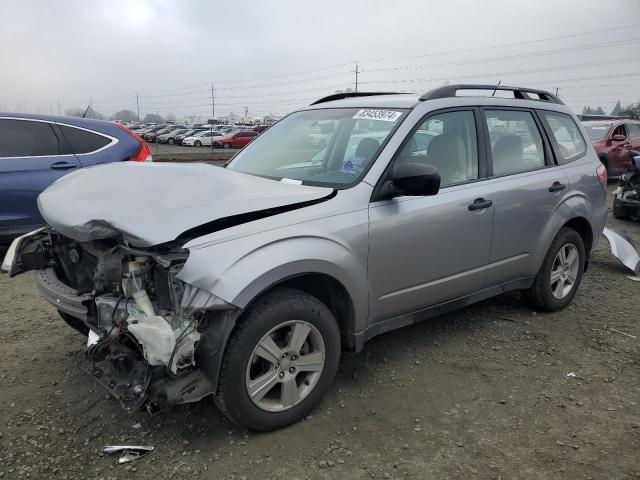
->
177, 232, 368, 330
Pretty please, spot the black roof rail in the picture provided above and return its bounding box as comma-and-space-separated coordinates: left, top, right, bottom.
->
310, 92, 403, 105
419, 84, 564, 105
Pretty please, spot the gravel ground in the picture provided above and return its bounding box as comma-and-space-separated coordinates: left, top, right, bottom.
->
1, 187, 639, 480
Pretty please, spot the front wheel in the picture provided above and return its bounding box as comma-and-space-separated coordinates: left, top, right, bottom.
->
168, 138, 175, 145
526, 227, 585, 312
214, 288, 340, 432
223, 142, 231, 149
194, 140, 202, 147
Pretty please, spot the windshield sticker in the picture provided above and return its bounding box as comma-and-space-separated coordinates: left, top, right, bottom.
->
281, 178, 303, 185
353, 109, 402, 122
340, 156, 365, 175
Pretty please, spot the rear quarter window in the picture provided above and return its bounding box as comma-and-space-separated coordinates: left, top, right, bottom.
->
539, 111, 587, 165
58, 125, 112, 154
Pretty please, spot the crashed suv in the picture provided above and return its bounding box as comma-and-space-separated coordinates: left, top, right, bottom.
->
3, 85, 607, 431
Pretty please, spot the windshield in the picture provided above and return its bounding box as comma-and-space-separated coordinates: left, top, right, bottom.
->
227, 108, 407, 187
583, 123, 612, 141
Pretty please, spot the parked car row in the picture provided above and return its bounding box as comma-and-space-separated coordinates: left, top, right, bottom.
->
125, 122, 269, 148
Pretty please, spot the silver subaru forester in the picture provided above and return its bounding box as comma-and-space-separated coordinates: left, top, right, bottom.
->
3, 84, 607, 431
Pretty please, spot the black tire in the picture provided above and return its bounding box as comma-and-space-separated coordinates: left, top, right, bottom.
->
58, 310, 89, 336
214, 288, 340, 432
612, 197, 630, 219
526, 227, 585, 312
599, 156, 609, 177
168, 138, 175, 145
194, 140, 202, 147
223, 143, 231, 149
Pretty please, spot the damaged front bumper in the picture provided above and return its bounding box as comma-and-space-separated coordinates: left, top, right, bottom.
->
2, 228, 238, 412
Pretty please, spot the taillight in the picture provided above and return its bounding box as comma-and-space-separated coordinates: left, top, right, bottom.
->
115, 123, 153, 162
596, 164, 607, 190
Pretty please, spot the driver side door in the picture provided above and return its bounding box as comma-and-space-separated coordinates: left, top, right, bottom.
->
368, 109, 494, 323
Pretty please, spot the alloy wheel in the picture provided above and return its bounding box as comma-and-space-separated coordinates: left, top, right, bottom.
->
550, 243, 579, 299
245, 320, 325, 412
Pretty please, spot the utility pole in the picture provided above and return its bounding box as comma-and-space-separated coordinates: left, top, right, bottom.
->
211, 82, 215, 120
136, 92, 140, 121
355, 62, 359, 93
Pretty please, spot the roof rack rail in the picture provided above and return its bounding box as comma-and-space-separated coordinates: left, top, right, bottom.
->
419, 84, 564, 105
310, 92, 402, 105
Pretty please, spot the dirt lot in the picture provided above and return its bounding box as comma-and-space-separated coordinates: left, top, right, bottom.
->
1, 188, 639, 480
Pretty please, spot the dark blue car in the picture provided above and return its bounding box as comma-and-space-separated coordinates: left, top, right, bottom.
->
0, 113, 152, 243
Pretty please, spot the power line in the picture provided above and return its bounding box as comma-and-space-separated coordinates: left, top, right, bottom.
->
86, 23, 640, 101
359, 37, 640, 73
360, 58, 640, 87
360, 23, 640, 64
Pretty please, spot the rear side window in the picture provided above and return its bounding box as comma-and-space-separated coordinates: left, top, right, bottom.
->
484, 110, 545, 176
539, 111, 587, 165
0, 119, 61, 157
58, 125, 111, 154
627, 123, 640, 139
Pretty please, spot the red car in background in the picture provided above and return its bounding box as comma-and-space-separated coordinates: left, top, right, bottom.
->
582, 119, 640, 176
211, 130, 259, 149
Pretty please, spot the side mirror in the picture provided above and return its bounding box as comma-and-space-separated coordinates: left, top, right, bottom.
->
392, 163, 441, 197
612, 134, 627, 142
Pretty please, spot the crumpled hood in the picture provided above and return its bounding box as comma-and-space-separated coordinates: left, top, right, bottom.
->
38, 162, 333, 247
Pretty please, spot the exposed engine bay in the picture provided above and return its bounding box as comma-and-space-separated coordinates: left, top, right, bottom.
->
8, 229, 236, 412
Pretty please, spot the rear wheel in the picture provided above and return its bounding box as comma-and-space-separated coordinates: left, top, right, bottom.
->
527, 228, 585, 312
214, 288, 340, 432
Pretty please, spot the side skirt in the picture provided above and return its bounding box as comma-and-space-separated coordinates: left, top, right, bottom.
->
353, 276, 535, 352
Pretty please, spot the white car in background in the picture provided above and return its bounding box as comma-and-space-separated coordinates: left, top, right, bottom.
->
181, 130, 218, 147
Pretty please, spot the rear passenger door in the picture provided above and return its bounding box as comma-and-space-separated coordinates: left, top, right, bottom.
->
482, 108, 569, 285
0, 118, 81, 235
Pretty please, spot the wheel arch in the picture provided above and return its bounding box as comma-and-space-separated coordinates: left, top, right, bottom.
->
247, 272, 358, 350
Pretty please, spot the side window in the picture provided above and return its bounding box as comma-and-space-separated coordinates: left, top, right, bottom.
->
484, 110, 545, 176
0, 119, 60, 157
627, 123, 640, 139
539, 111, 587, 165
613, 124, 627, 138
396, 110, 478, 186
58, 125, 111, 154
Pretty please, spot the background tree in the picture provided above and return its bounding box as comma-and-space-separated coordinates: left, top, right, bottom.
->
112, 109, 139, 122
143, 113, 164, 124
621, 103, 640, 120
64, 106, 105, 120
582, 106, 606, 116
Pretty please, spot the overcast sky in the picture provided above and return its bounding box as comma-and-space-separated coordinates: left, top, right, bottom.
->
1, 0, 639, 119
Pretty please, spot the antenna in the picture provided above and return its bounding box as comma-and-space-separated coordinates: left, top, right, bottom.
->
81, 103, 92, 118
491, 80, 502, 97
